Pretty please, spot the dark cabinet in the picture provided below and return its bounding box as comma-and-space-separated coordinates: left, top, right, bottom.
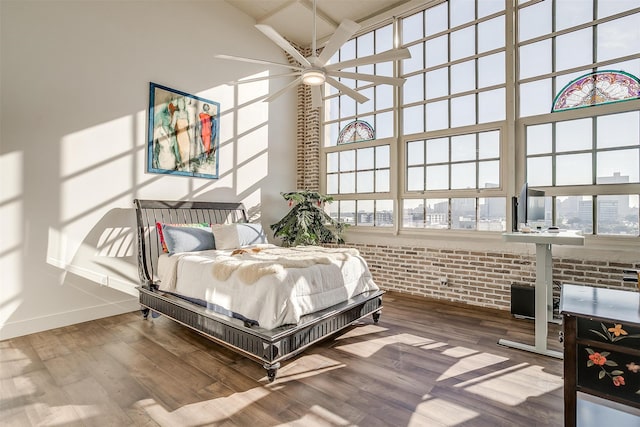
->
560, 284, 640, 427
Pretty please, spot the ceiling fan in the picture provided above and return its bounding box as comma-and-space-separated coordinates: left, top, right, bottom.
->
215, 0, 410, 108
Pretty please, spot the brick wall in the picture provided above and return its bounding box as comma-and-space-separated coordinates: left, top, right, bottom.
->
341, 242, 639, 312
288, 44, 320, 192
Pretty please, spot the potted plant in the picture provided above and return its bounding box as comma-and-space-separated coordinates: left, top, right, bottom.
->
270, 191, 348, 247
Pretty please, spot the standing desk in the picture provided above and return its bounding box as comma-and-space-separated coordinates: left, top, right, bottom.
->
501, 231, 585, 358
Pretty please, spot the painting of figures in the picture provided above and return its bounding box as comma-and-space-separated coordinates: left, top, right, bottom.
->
147, 83, 220, 178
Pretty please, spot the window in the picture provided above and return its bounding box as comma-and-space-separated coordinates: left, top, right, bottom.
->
399, 1, 507, 230
401, 3, 507, 134
323, 24, 396, 148
519, 0, 640, 236
323, 23, 396, 227
552, 71, 640, 112
319, 0, 640, 236
403, 197, 506, 230
326, 145, 390, 194
327, 199, 394, 227
406, 130, 501, 192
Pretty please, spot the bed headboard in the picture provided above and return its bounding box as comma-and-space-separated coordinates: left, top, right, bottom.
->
133, 199, 248, 287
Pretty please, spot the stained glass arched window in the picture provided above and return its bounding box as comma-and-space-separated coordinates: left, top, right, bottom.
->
552, 70, 640, 112
337, 120, 375, 145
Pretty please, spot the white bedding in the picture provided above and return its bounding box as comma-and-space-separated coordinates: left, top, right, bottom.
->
156, 244, 379, 330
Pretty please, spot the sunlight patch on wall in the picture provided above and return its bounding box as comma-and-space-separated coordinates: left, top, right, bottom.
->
60, 115, 135, 177
237, 121, 268, 165
242, 188, 264, 222
237, 71, 270, 105
0, 251, 23, 331
237, 154, 268, 194
0, 151, 24, 330
1, 198, 22, 259
60, 156, 133, 222
1, 151, 23, 201
47, 227, 71, 270
218, 110, 235, 149
237, 100, 269, 137
455, 363, 562, 405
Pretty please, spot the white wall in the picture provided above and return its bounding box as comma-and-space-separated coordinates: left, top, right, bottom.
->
0, 0, 297, 339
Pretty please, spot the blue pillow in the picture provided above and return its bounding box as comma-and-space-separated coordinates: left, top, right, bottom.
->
161, 224, 215, 253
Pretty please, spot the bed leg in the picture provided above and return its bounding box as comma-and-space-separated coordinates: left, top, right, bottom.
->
373, 310, 381, 323
141, 307, 150, 319
264, 362, 280, 382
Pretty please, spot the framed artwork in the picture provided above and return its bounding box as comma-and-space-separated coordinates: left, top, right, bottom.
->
147, 82, 220, 179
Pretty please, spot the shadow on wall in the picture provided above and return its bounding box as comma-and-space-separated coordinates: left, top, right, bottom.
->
61, 189, 270, 295
63, 207, 139, 295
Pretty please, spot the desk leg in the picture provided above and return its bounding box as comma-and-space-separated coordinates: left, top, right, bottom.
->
498, 242, 562, 359
535, 243, 552, 351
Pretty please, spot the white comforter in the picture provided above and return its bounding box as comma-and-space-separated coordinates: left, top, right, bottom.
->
156, 244, 379, 330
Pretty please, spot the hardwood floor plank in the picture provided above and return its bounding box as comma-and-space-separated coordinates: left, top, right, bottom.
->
101, 340, 205, 411
15, 368, 84, 426
1, 292, 572, 426
84, 346, 158, 411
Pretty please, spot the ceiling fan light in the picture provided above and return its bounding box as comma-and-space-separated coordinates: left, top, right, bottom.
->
302, 69, 325, 86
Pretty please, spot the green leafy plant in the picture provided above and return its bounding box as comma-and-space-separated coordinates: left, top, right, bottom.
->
270, 191, 348, 247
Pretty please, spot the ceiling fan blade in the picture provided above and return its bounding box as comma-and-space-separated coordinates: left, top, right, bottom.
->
327, 71, 406, 86
229, 72, 301, 85
255, 24, 312, 68
264, 76, 303, 103
316, 19, 361, 66
311, 85, 322, 108
325, 48, 411, 71
215, 54, 305, 72
325, 76, 369, 104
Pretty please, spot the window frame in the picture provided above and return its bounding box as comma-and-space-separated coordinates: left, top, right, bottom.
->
318, 0, 640, 238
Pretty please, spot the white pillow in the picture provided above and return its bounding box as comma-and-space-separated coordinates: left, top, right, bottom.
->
212, 223, 267, 249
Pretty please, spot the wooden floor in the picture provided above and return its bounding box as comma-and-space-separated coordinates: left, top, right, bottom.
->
1, 292, 566, 426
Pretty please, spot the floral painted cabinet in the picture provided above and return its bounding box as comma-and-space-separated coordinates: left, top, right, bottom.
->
560, 284, 640, 427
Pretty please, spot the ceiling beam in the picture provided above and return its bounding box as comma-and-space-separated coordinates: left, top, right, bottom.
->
298, 0, 339, 30
254, 0, 298, 24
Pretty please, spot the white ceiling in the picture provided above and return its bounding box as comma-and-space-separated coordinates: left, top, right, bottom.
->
225, 0, 424, 47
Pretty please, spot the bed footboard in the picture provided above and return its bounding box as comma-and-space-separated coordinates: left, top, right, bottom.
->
139, 287, 384, 381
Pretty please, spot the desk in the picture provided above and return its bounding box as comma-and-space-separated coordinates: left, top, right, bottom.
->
501, 231, 585, 358
560, 284, 640, 427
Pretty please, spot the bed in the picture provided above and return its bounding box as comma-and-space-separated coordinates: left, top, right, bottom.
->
134, 199, 384, 381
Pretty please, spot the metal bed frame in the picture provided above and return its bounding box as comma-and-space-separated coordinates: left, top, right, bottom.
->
134, 199, 384, 381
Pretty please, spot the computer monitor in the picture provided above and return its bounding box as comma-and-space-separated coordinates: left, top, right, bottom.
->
513, 182, 545, 231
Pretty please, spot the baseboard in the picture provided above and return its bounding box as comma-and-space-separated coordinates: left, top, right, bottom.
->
0, 298, 140, 341
46, 256, 139, 297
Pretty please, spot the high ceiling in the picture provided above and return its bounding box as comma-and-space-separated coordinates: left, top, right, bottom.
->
225, 0, 423, 47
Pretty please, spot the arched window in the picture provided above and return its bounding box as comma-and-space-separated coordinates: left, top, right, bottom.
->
552, 70, 640, 112
337, 120, 375, 145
